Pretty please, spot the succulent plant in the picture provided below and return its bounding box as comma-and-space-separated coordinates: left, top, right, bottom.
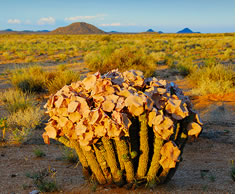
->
43, 69, 203, 187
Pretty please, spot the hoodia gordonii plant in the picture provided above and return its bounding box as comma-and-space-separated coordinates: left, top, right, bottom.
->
43, 69, 203, 188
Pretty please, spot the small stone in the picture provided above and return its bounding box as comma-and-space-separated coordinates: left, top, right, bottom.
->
29, 190, 40, 194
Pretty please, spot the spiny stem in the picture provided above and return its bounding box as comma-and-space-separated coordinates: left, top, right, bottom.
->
57, 136, 73, 148
114, 139, 125, 171
136, 113, 149, 179
102, 137, 123, 184
93, 144, 112, 184
115, 138, 134, 183
147, 137, 163, 183
81, 146, 107, 185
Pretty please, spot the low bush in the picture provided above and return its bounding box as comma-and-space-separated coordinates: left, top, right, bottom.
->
46, 70, 80, 94
33, 147, 46, 158
189, 63, 235, 95
9, 66, 47, 93
61, 146, 78, 163
7, 106, 44, 143
9, 65, 80, 94
85, 45, 157, 77
26, 169, 58, 192
7, 106, 44, 130
0, 89, 34, 113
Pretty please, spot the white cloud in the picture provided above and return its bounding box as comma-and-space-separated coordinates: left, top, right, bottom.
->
24, 20, 32, 25
99, 23, 121, 27
8, 19, 21, 24
64, 14, 106, 21
37, 17, 55, 25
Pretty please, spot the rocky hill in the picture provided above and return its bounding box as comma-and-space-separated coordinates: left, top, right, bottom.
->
50, 22, 106, 35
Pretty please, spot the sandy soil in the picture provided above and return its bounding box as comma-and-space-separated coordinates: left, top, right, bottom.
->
0, 64, 235, 194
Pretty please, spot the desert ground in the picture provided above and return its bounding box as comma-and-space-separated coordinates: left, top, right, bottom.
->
0, 33, 235, 193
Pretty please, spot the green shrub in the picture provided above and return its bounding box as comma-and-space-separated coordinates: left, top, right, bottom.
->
57, 64, 68, 71
26, 169, 58, 192
85, 45, 156, 77
33, 147, 46, 158
0, 89, 34, 113
9, 66, 46, 93
45, 70, 80, 94
101, 35, 111, 42
9, 65, 80, 94
189, 63, 235, 95
7, 106, 44, 130
7, 106, 44, 143
61, 146, 78, 163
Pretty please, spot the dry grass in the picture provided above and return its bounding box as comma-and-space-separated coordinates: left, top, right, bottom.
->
7, 106, 44, 143
1, 33, 235, 96
189, 63, 235, 95
85, 45, 156, 77
9, 65, 80, 94
46, 70, 80, 94
9, 66, 47, 93
0, 89, 34, 113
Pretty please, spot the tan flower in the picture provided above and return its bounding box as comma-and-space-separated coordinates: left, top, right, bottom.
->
187, 122, 202, 137
159, 141, 181, 169
44, 125, 57, 139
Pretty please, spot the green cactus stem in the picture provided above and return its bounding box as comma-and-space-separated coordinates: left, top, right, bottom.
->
101, 137, 123, 185
93, 144, 112, 184
114, 139, 125, 171
115, 138, 134, 183
81, 146, 107, 185
69, 139, 90, 178
57, 136, 72, 148
146, 136, 164, 184
136, 113, 149, 179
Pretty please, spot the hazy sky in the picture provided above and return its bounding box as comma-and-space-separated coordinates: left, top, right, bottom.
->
0, 0, 235, 33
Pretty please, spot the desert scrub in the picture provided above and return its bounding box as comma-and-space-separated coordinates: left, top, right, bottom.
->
7, 106, 44, 130
7, 106, 44, 143
0, 89, 34, 113
9, 65, 80, 94
45, 70, 80, 94
9, 65, 47, 93
0, 89, 44, 143
85, 45, 156, 77
33, 147, 46, 157
26, 169, 58, 192
189, 63, 235, 95
60, 146, 78, 163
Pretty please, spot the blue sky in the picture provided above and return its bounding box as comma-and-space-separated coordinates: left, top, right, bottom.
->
0, 0, 234, 33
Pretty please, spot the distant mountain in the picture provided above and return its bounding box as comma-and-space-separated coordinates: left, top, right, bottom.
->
158, 31, 163, 34
37, 30, 50, 32
177, 28, 200, 33
4, 29, 13, 31
50, 22, 106, 35
109, 31, 119, 34
0, 29, 50, 34
146, 29, 154, 32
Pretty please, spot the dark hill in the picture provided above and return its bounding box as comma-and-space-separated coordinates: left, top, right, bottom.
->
4, 29, 13, 31
146, 29, 154, 32
50, 22, 106, 35
177, 28, 200, 33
